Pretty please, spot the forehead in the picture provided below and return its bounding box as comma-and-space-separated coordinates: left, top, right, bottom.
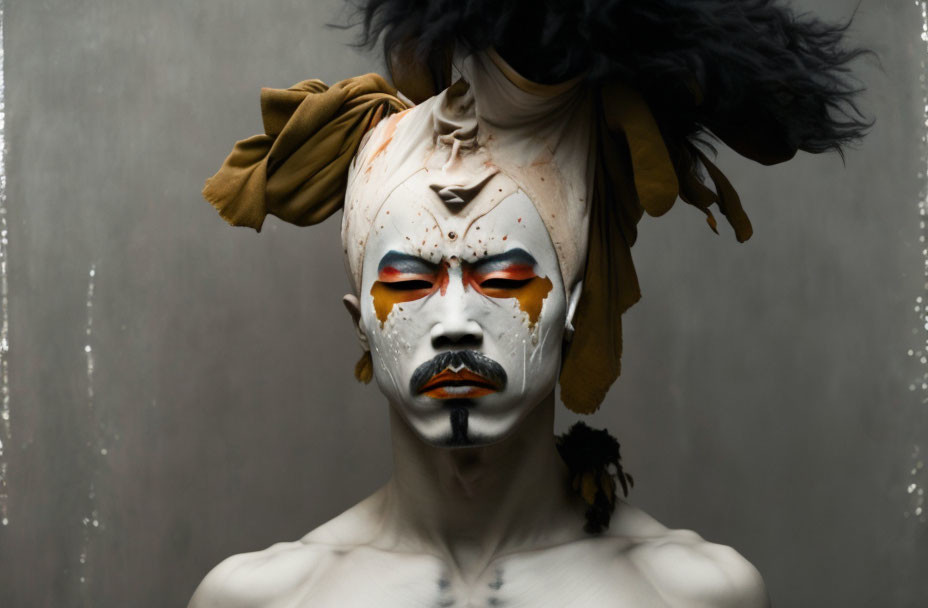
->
362, 172, 560, 275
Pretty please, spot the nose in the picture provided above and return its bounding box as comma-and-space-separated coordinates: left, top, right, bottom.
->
430, 317, 483, 350
430, 273, 483, 350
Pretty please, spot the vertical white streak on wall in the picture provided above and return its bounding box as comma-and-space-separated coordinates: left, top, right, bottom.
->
0, 0, 12, 528
85, 266, 95, 403
79, 265, 101, 590
905, 0, 928, 524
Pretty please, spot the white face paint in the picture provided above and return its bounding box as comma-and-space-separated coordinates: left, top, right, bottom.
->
357, 179, 568, 447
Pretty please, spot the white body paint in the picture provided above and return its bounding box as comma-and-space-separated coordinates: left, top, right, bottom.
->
189, 398, 769, 608
189, 50, 768, 607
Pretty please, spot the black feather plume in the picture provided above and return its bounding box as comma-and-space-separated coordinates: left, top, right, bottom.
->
347, 0, 872, 163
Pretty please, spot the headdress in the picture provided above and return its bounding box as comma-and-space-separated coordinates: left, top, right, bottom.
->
203, 0, 870, 415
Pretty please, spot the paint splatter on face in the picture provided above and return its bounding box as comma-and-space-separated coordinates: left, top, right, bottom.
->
358, 187, 569, 447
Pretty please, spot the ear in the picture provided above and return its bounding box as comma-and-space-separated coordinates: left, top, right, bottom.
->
564, 281, 583, 342
342, 294, 370, 351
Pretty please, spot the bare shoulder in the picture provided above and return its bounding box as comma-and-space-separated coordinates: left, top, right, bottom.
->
187, 492, 388, 608
631, 533, 769, 608
612, 503, 770, 608
187, 540, 331, 608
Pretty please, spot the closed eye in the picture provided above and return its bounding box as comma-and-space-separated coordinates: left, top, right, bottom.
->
382, 279, 434, 291
480, 277, 533, 290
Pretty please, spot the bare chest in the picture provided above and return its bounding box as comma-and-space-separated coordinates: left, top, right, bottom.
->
277, 541, 670, 608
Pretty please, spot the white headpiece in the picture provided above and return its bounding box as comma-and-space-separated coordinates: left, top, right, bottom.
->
342, 51, 596, 296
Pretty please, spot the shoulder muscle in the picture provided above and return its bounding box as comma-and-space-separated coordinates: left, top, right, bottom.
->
632, 532, 769, 608
187, 541, 325, 608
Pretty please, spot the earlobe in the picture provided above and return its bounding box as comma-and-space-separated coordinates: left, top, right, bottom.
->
564, 281, 583, 342
342, 294, 370, 351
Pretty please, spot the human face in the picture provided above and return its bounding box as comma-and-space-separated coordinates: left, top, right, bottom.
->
356, 178, 568, 447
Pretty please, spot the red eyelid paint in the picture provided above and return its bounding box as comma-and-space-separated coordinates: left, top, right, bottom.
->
464, 262, 553, 327
371, 258, 552, 328
469, 264, 537, 284
377, 266, 436, 283
437, 264, 450, 296
371, 263, 452, 325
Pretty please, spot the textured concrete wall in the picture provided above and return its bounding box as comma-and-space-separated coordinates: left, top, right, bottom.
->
0, 0, 924, 606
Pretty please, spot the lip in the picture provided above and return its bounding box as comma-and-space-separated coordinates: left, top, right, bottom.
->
418, 368, 502, 400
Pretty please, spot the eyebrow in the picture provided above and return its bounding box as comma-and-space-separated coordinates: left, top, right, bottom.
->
377, 251, 438, 274
472, 248, 537, 272
377, 248, 538, 274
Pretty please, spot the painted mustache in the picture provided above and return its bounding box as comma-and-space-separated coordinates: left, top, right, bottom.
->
410, 350, 508, 399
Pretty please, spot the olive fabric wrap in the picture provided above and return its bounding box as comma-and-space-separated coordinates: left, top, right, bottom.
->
202, 60, 754, 416
202, 74, 411, 231
558, 83, 758, 413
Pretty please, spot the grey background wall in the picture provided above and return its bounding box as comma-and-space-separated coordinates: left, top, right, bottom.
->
0, 0, 924, 605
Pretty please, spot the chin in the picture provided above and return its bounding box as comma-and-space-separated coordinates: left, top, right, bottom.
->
411, 399, 528, 449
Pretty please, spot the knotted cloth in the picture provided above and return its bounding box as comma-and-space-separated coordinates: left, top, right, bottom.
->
203, 74, 410, 231
202, 64, 753, 415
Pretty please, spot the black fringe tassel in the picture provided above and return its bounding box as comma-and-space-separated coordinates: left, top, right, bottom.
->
556, 422, 633, 534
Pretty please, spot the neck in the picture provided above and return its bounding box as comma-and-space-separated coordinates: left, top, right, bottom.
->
379, 392, 585, 580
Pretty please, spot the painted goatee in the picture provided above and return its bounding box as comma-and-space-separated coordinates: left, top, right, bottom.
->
449, 407, 469, 445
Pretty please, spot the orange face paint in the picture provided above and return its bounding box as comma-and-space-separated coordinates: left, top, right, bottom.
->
370, 281, 426, 326
467, 260, 553, 327
370, 254, 447, 326
509, 276, 554, 326
370, 249, 553, 328
368, 109, 408, 163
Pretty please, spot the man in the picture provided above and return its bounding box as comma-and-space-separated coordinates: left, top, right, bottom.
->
191, 1, 867, 605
